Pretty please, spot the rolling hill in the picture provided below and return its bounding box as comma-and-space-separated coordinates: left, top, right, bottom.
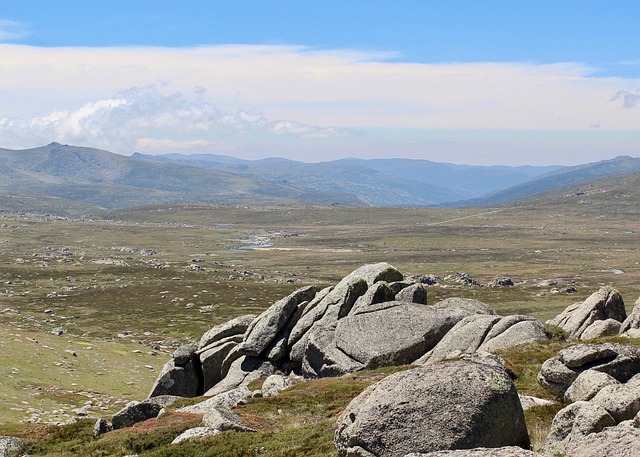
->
0, 143, 363, 213
134, 152, 563, 206
448, 155, 640, 207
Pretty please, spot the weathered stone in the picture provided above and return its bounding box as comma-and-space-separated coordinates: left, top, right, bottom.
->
308, 263, 403, 333
239, 285, 319, 357
112, 400, 163, 429
580, 318, 622, 340
404, 448, 546, 457
478, 315, 549, 353
265, 299, 312, 362
394, 283, 427, 305
547, 287, 626, 339
148, 346, 202, 398
334, 360, 529, 457
349, 282, 395, 315
199, 341, 238, 392
564, 425, 640, 457
592, 380, 640, 422
302, 324, 364, 378
432, 297, 496, 316
564, 370, 620, 403
93, 418, 113, 436
171, 427, 220, 444
335, 303, 462, 369
204, 356, 274, 397
219, 345, 244, 380
419, 315, 501, 364
538, 343, 640, 398
202, 407, 257, 432
542, 401, 615, 456
261, 374, 296, 397
620, 296, 640, 334
286, 287, 335, 351
198, 314, 256, 350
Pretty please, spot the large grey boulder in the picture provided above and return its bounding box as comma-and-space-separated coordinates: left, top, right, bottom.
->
199, 340, 239, 391
580, 318, 622, 340
478, 315, 548, 352
264, 297, 313, 363
198, 314, 256, 350
112, 396, 179, 429
591, 377, 640, 422
547, 287, 626, 339
404, 448, 546, 457
334, 302, 462, 369
542, 401, 615, 456
334, 360, 529, 457
394, 283, 427, 305
564, 425, 640, 457
620, 296, 640, 334
564, 370, 620, 403
287, 286, 334, 348
239, 285, 319, 357
421, 314, 547, 365
538, 343, 640, 399
301, 323, 364, 378
148, 344, 202, 398
419, 315, 500, 364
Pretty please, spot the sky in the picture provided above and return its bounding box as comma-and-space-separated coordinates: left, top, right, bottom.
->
0, 1, 639, 165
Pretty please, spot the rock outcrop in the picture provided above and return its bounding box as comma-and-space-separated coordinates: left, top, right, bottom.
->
144, 263, 549, 406
547, 287, 626, 340
334, 360, 530, 457
420, 314, 548, 364
537, 343, 640, 399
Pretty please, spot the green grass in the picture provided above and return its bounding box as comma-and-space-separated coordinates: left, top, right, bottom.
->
16, 366, 411, 457
3, 197, 640, 452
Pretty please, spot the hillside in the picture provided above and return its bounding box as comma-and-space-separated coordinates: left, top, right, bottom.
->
450, 155, 640, 207
0, 144, 363, 211
135, 153, 563, 206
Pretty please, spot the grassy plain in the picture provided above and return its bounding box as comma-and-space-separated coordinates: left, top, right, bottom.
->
1, 179, 640, 453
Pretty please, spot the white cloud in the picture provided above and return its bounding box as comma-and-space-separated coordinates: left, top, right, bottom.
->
0, 19, 30, 41
0, 83, 351, 153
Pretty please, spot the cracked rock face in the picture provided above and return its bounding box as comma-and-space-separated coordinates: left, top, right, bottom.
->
334, 360, 530, 457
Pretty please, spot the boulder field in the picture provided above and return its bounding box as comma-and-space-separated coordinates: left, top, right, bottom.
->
87, 264, 640, 456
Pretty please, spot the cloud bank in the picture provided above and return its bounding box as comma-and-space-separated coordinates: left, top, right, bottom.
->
0, 44, 639, 162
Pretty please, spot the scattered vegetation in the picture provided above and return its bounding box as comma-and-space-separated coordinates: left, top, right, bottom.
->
2, 185, 640, 453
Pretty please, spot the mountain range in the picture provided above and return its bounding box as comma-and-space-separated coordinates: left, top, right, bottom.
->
0, 142, 639, 216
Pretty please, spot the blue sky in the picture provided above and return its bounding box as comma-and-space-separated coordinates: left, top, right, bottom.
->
0, 1, 639, 165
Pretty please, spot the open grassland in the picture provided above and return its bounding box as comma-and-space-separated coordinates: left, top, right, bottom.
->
1, 188, 639, 445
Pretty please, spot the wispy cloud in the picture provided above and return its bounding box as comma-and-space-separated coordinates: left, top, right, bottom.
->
0, 19, 30, 41
0, 83, 351, 153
